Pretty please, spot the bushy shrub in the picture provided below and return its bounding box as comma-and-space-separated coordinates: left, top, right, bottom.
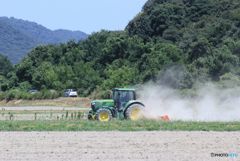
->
0, 92, 4, 100
5, 89, 19, 101
218, 73, 240, 88
2, 89, 61, 101
40, 90, 60, 99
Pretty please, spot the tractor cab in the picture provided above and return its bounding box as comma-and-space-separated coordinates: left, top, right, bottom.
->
112, 88, 136, 111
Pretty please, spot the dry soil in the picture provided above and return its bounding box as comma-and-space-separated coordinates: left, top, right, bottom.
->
0, 131, 239, 161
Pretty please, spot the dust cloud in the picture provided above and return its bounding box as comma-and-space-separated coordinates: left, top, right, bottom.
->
138, 83, 240, 122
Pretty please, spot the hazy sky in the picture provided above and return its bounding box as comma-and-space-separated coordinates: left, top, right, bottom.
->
1, 0, 147, 34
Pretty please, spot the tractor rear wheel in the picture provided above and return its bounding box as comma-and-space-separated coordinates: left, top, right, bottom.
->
125, 104, 144, 121
96, 109, 112, 122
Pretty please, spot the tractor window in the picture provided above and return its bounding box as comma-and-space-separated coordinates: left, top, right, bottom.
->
120, 91, 134, 102
113, 90, 135, 109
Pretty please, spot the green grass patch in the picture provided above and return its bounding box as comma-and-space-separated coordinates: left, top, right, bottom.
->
0, 120, 239, 131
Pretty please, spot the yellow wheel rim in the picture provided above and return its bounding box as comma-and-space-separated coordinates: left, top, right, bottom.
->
130, 108, 142, 121
99, 112, 110, 122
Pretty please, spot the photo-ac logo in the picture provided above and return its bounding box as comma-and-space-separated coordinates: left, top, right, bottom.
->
211, 152, 238, 158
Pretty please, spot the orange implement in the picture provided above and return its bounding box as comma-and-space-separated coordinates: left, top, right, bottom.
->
160, 115, 170, 121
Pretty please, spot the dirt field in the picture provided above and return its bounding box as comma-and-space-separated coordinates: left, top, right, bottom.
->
0, 132, 239, 161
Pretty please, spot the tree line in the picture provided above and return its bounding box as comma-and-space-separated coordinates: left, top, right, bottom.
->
0, 0, 240, 99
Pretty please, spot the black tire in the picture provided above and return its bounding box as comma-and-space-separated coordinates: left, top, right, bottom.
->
125, 104, 144, 121
96, 108, 112, 122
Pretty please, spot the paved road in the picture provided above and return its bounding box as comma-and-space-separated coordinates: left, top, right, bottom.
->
0, 106, 88, 111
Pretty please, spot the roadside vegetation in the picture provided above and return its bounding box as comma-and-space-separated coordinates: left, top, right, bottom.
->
0, 120, 239, 131
0, 89, 61, 101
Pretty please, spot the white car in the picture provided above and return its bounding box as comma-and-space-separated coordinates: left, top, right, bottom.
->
64, 89, 78, 97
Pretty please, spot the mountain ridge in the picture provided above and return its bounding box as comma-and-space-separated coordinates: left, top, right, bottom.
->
0, 17, 88, 64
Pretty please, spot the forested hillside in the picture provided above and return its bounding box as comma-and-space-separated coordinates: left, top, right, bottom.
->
1, 0, 240, 98
0, 17, 88, 64
126, 0, 240, 80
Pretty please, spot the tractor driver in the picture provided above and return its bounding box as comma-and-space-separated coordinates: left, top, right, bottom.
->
119, 92, 131, 109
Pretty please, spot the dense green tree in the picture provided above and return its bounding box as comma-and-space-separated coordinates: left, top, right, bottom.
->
0, 54, 13, 76
72, 61, 101, 96
32, 62, 58, 89
0, 54, 13, 91
101, 65, 139, 90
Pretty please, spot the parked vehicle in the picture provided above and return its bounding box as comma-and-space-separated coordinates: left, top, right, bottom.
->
28, 89, 39, 94
64, 89, 78, 97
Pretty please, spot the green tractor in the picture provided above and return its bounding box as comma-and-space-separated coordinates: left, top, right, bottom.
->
88, 88, 145, 122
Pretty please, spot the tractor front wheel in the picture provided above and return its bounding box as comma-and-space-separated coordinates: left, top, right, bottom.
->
96, 109, 112, 122
125, 104, 144, 121
88, 110, 95, 120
